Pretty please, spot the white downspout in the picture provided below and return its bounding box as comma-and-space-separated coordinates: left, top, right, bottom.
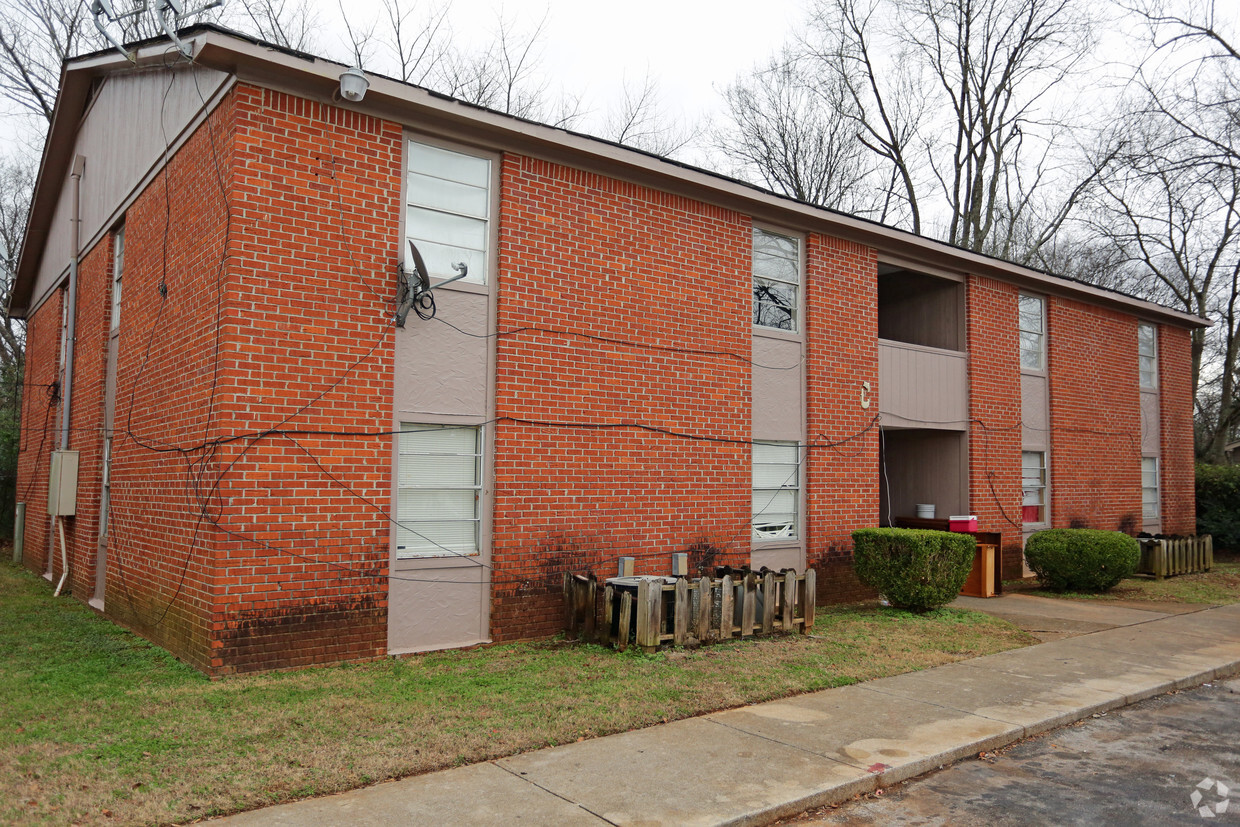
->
53, 154, 85, 597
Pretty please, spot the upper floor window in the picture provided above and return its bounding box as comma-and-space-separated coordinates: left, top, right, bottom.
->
405, 140, 490, 285
753, 228, 800, 331
1138, 323, 1158, 389
110, 226, 125, 336
752, 441, 800, 540
1018, 294, 1045, 371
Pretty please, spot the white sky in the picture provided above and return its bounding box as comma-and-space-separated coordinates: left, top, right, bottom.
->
324, 0, 803, 152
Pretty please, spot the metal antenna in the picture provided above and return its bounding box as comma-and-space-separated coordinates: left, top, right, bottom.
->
89, 0, 146, 62
88, 0, 225, 62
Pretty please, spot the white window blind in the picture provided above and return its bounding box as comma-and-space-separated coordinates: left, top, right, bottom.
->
396, 424, 481, 558
406, 140, 490, 285
752, 441, 799, 539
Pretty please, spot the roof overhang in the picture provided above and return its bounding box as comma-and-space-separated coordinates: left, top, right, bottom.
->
12, 24, 1210, 330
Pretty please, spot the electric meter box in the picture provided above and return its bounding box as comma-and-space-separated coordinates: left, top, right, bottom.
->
48, 450, 79, 517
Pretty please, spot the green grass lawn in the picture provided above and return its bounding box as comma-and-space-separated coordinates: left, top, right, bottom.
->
1008, 560, 1240, 605
0, 562, 1036, 826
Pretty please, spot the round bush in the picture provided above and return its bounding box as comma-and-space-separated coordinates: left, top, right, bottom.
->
1024, 529, 1139, 592
851, 527, 976, 611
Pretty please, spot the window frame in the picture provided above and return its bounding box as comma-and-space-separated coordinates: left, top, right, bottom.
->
1021, 449, 1048, 526
752, 226, 803, 333
110, 225, 125, 336
752, 440, 801, 542
403, 137, 494, 288
1018, 294, 1046, 372
394, 423, 483, 560
1138, 322, 1158, 390
1141, 456, 1160, 523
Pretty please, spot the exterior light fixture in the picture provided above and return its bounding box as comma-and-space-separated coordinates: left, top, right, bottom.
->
339, 67, 369, 102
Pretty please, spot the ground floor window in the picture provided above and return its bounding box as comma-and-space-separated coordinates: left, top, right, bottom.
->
752, 441, 800, 540
396, 424, 481, 558
1142, 456, 1160, 523
1022, 450, 1047, 524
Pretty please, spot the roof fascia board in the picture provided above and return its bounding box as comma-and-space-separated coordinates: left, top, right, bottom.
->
206, 31, 1206, 330
22, 70, 237, 321
19, 27, 1210, 331
11, 33, 214, 317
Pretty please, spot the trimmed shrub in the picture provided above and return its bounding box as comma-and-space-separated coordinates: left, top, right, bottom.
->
1024, 529, 1139, 592
1197, 463, 1240, 552
851, 528, 976, 611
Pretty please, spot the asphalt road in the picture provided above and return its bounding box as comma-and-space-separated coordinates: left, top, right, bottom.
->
785, 679, 1240, 826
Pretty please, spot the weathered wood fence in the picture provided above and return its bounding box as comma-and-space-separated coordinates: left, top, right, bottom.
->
1137, 535, 1213, 579
563, 569, 816, 652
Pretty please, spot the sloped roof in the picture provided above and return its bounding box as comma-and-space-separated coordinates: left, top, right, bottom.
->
12, 23, 1210, 328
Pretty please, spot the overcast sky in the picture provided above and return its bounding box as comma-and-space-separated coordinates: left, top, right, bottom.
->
318, 0, 803, 156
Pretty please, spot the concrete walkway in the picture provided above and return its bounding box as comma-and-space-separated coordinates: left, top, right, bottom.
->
216, 600, 1240, 827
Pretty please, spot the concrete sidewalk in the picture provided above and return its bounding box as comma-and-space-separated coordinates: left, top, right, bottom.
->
216, 600, 1240, 827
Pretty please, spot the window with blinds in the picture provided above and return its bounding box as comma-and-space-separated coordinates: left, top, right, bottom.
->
396, 424, 482, 558
752, 441, 800, 540
1142, 456, 1160, 522
405, 140, 490, 285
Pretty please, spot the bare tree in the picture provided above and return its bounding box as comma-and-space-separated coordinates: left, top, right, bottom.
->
335, 4, 580, 127
0, 154, 31, 367
714, 50, 880, 213
227, 0, 319, 51
1089, 0, 1240, 461
721, 0, 1107, 264
597, 70, 698, 158
0, 0, 95, 122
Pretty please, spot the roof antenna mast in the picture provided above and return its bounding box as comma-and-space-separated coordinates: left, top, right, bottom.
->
89, 0, 145, 62
89, 0, 225, 62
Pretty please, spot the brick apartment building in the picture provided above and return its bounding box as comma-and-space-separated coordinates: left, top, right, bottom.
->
11, 26, 1205, 674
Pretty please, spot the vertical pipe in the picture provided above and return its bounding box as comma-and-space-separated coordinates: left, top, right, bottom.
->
59, 154, 85, 451
12, 502, 23, 563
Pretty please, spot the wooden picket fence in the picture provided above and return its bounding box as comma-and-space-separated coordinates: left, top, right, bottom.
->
1137, 535, 1213, 579
563, 569, 816, 652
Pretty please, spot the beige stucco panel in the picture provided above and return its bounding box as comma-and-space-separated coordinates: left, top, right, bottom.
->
1021, 372, 1049, 451
393, 287, 489, 417
387, 565, 490, 654
1140, 389, 1160, 456
752, 335, 803, 440
30, 65, 230, 313
878, 340, 968, 429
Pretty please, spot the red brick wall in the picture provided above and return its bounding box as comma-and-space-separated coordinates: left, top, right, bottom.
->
59, 233, 113, 600
491, 155, 752, 640
93, 93, 241, 671
966, 276, 1023, 569
804, 234, 880, 603
1158, 324, 1195, 534
206, 86, 400, 673
1047, 297, 1142, 532
16, 289, 65, 577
